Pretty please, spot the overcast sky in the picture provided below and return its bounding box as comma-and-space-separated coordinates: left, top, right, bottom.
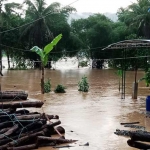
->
7, 0, 137, 13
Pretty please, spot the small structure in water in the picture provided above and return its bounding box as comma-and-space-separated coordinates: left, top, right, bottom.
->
92, 59, 104, 69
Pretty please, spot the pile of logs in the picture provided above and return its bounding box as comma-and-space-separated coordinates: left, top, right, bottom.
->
0, 101, 77, 150
115, 122, 150, 149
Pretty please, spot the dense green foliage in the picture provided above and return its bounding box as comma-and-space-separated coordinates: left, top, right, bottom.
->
54, 84, 66, 93
1, 0, 150, 70
139, 69, 150, 87
78, 76, 89, 92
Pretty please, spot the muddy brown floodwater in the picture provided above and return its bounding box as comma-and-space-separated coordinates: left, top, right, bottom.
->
0, 68, 150, 150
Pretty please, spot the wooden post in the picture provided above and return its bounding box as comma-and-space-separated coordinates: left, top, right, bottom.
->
132, 82, 138, 99
132, 60, 138, 99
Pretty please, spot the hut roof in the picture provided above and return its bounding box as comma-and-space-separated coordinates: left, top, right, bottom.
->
102, 39, 150, 50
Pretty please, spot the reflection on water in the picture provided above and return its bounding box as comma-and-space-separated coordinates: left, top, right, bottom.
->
0, 68, 149, 150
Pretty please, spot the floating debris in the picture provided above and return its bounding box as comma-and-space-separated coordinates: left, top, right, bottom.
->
124, 124, 145, 130
120, 122, 140, 125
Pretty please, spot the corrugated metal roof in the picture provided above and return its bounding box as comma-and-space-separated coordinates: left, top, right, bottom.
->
102, 39, 150, 50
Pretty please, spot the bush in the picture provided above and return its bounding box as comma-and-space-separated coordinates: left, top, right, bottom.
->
54, 84, 66, 93
79, 61, 88, 67
139, 68, 150, 87
44, 79, 51, 93
78, 76, 89, 92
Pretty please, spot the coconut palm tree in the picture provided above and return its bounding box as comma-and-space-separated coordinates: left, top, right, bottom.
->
118, 0, 150, 38
0, 1, 22, 73
21, 0, 75, 48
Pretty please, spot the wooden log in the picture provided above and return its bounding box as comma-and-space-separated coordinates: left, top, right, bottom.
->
0, 119, 46, 130
0, 114, 17, 120
27, 112, 40, 115
0, 117, 59, 130
46, 115, 59, 119
130, 132, 150, 142
0, 128, 10, 134
52, 126, 65, 134
0, 121, 14, 129
0, 114, 22, 122
1, 91, 26, 94
15, 119, 46, 126
0, 121, 61, 146
0, 127, 43, 146
24, 120, 61, 136
46, 120, 61, 129
0, 91, 28, 100
0, 108, 16, 115
44, 113, 63, 138
0, 129, 48, 149
124, 124, 145, 130
15, 109, 29, 115
43, 125, 65, 136
37, 136, 78, 144
16, 121, 44, 134
127, 139, 150, 149
0, 124, 18, 140
53, 145, 75, 148
16, 114, 42, 120
120, 122, 140, 125
0, 101, 43, 109
7, 144, 37, 150
15, 114, 58, 120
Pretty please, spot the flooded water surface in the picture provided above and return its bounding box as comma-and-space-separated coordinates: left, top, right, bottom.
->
0, 67, 149, 150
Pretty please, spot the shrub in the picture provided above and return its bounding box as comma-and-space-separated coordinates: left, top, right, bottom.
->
78, 76, 89, 92
139, 68, 150, 87
79, 61, 88, 67
54, 84, 66, 93
44, 79, 51, 93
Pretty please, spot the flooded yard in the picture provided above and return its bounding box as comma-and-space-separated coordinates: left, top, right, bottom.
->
0, 67, 149, 150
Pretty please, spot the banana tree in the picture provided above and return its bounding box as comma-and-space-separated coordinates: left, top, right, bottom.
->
31, 34, 62, 94
138, 68, 150, 87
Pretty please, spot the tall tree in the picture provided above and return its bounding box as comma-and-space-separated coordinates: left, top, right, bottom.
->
21, 0, 75, 61
0, 1, 22, 72
117, 0, 150, 38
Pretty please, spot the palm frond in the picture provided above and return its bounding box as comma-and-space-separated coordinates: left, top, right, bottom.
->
43, 2, 61, 15
23, 0, 38, 14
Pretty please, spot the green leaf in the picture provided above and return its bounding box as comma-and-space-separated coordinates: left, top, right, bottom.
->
31, 46, 44, 58
44, 34, 62, 55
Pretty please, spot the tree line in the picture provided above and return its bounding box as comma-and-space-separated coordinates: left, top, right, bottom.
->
1, 0, 150, 70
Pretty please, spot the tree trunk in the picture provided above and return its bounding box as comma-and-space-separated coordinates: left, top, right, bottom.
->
41, 64, 44, 94
0, 1, 3, 76
6, 51, 10, 69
